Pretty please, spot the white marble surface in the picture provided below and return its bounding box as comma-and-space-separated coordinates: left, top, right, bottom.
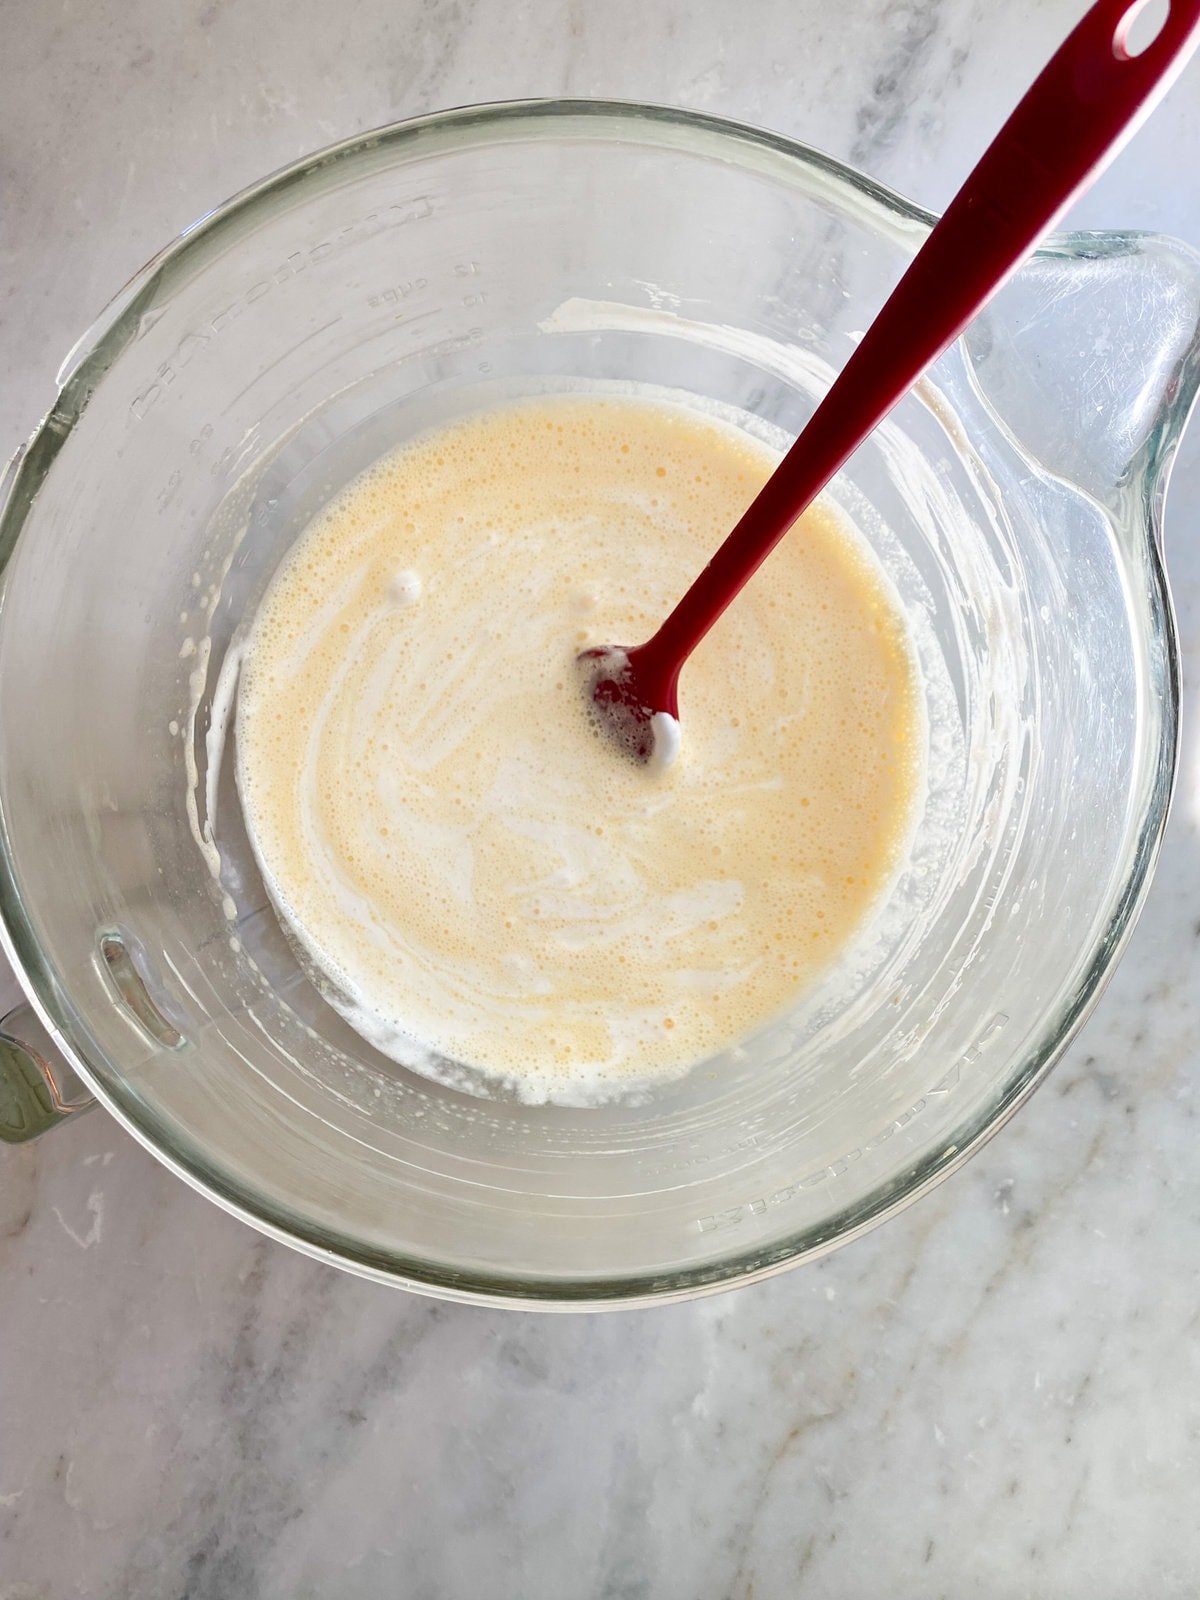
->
3, 0, 1200, 1595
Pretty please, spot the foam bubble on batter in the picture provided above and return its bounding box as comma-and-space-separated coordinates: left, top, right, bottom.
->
389, 569, 422, 606
235, 396, 925, 1104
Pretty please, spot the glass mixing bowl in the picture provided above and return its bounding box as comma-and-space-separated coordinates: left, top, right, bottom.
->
2, 102, 1199, 1306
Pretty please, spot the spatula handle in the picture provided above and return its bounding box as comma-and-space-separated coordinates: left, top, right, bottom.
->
635, 0, 1200, 704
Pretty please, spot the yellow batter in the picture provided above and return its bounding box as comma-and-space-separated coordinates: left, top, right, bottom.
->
236, 396, 923, 1102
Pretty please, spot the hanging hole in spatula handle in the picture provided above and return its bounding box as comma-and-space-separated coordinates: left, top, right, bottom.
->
960, 0, 1200, 228
1067, 0, 1199, 112
1116, 0, 1172, 59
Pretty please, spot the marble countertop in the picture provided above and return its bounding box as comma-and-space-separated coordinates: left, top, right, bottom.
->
3, 1, 1200, 1594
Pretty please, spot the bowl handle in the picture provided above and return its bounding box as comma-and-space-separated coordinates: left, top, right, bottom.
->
0, 1004, 93, 1144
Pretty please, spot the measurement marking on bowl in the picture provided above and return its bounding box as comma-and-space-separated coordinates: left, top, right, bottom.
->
129, 195, 434, 421
367, 277, 429, 306
694, 1012, 1009, 1233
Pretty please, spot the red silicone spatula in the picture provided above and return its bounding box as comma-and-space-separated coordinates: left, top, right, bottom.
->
583, 0, 1200, 767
